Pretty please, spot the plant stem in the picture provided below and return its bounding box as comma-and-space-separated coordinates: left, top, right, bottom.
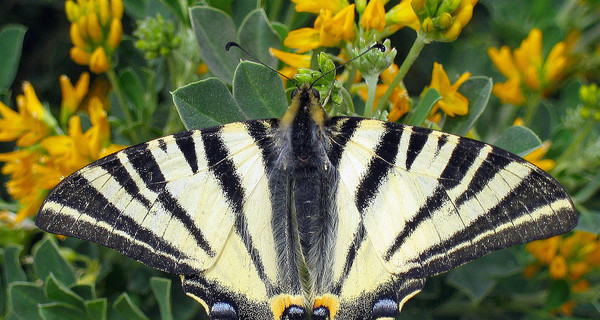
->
375, 34, 427, 113
523, 93, 540, 126
107, 69, 137, 143
553, 119, 594, 173
363, 75, 378, 117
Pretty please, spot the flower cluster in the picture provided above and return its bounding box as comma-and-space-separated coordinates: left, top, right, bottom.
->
65, 0, 124, 74
526, 231, 600, 315
488, 28, 571, 106
412, 0, 478, 41
0, 76, 124, 222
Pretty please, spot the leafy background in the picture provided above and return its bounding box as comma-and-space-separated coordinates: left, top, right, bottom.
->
1, 0, 600, 319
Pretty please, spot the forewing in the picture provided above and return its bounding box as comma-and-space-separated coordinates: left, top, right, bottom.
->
325, 117, 577, 319
37, 119, 287, 320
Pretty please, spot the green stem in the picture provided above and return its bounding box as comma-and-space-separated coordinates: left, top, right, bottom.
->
553, 119, 595, 172
523, 93, 541, 126
107, 69, 137, 143
363, 75, 378, 118
375, 34, 427, 114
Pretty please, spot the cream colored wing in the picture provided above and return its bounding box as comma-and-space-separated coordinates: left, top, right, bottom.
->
37, 119, 300, 320
323, 117, 577, 319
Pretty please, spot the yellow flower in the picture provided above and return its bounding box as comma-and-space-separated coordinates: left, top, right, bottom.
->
523, 141, 555, 172
65, 0, 123, 73
291, 0, 349, 14
284, 4, 355, 52
412, 0, 478, 41
488, 28, 571, 106
385, 0, 420, 32
60, 72, 90, 115
0, 83, 51, 147
428, 62, 470, 117
361, 0, 386, 32
549, 255, 568, 279
270, 47, 311, 80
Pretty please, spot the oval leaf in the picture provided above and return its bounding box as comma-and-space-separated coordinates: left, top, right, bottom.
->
443, 76, 492, 136
113, 293, 149, 320
45, 274, 85, 311
233, 61, 287, 119
39, 303, 90, 320
8, 282, 48, 320
190, 6, 239, 84
150, 277, 173, 320
3, 245, 26, 283
85, 298, 107, 320
173, 78, 245, 130
33, 238, 76, 286
492, 126, 542, 157
0, 25, 26, 89
238, 9, 281, 68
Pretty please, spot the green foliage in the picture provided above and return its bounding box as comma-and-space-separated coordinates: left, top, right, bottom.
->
0, 237, 204, 320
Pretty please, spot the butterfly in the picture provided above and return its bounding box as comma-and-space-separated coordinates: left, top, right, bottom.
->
36, 44, 578, 320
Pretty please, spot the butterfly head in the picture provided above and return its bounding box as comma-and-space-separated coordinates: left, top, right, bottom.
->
282, 83, 326, 128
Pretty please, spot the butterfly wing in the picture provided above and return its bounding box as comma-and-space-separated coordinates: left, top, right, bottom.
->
324, 117, 577, 319
37, 119, 297, 320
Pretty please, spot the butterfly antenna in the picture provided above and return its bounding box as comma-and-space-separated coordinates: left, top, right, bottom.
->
309, 43, 386, 88
226, 42, 300, 89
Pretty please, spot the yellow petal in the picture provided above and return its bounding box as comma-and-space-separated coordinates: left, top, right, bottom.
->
22, 82, 45, 120
99, 0, 111, 25
361, 0, 386, 32
89, 47, 110, 73
492, 77, 525, 105
385, 0, 419, 31
111, 0, 124, 20
284, 28, 321, 53
270, 48, 311, 68
70, 23, 89, 50
488, 46, 520, 79
291, 0, 349, 14
87, 13, 103, 43
107, 18, 123, 49
70, 46, 91, 65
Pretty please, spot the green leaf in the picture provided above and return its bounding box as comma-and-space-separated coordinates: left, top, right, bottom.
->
446, 248, 522, 302
231, 0, 260, 26
443, 76, 492, 136
190, 6, 240, 84
122, 0, 148, 19
238, 9, 281, 68
0, 25, 26, 90
575, 211, 600, 234
113, 293, 150, 320
545, 280, 570, 310
7, 282, 48, 320
158, 0, 185, 22
405, 88, 441, 126
39, 302, 90, 320
173, 78, 246, 130
45, 274, 85, 311
119, 69, 146, 113
85, 298, 107, 320
70, 284, 96, 301
33, 238, 76, 286
492, 126, 542, 157
3, 245, 26, 283
150, 277, 173, 320
271, 22, 289, 43
233, 61, 287, 119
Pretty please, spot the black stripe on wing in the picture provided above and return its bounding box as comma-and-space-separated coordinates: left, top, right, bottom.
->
202, 124, 276, 294
37, 170, 198, 274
